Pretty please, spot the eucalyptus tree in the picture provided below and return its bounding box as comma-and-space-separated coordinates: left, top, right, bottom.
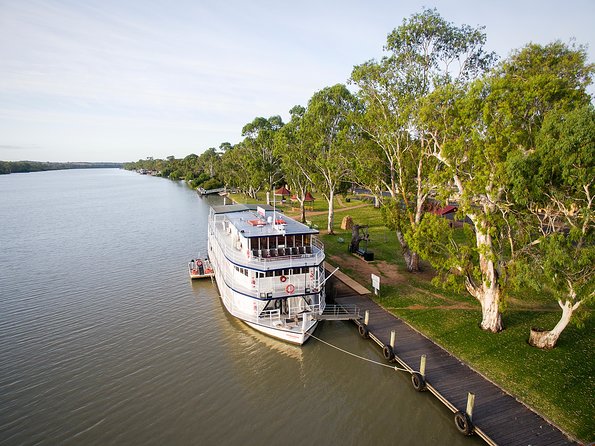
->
416, 41, 593, 332
350, 8, 496, 272
274, 105, 313, 223
198, 147, 221, 178
220, 142, 263, 199
508, 104, 594, 348
301, 84, 359, 234
241, 116, 284, 194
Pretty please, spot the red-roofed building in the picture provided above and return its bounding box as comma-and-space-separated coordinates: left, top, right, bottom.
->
431, 205, 458, 216
274, 186, 291, 196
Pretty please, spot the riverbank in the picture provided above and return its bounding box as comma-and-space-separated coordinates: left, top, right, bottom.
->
228, 192, 594, 443
0, 161, 122, 174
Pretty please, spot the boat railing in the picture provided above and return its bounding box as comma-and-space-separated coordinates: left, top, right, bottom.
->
210, 223, 325, 268
255, 304, 323, 323
218, 262, 323, 300
258, 309, 281, 323
287, 303, 322, 318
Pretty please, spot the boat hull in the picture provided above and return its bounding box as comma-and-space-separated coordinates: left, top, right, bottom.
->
189, 273, 215, 280
244, 319, 318, 345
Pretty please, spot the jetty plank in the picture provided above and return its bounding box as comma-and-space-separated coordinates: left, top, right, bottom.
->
326, 272, 577, 446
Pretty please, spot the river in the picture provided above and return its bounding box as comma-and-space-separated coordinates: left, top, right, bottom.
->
0, 169, 481, 445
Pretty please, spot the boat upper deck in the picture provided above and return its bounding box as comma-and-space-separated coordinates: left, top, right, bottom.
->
210, 204, 318, 237
209, 204, 324, 270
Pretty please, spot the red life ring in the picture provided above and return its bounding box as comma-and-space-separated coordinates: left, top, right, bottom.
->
285, 284, 295, 294
197, 260, 202, 266
280, 275, 287, 282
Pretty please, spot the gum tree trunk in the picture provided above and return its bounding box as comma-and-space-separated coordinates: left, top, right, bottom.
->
301, 201, 306, 223
529, 300, 580, 349
327, 189, 335, 234
396, 229, 421, 272
466, 223, 503, 333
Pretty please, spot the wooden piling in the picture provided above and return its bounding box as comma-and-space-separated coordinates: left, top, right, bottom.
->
420, 354, 426, 377
466, 392, 475, 421
390, 330, 396, 349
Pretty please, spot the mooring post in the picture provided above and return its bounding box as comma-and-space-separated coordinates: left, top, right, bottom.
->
364, 310, 369, 326
466, 392, 475, 421
390, 330, 396, 349
420, 355, 426, 377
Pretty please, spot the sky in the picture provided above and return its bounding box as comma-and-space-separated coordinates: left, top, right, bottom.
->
0, 0, 594, 163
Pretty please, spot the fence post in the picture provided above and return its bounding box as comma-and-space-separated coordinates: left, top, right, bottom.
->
364, 310, 369, 326
390, 330, 396, 349
420, 355, 426, 377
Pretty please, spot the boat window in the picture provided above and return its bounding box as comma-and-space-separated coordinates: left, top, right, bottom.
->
286, 235, 294, 247
292, 268, 301, 274
304, 235, 311, 245
266, 271, 273, 277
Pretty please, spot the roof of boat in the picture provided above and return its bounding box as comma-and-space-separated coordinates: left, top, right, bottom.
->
210, 203, 319, 237
210, 203, 274, 214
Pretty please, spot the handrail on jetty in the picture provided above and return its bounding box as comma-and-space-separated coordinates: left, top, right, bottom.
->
313, 304, 361, 321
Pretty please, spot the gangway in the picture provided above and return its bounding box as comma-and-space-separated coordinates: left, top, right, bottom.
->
313, 304, 361, 321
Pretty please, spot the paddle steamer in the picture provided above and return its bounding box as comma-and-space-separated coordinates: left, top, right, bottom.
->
207, 204, 325, 344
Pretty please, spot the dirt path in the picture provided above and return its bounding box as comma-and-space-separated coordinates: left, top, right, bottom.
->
328, 251, 560, 312
284, 202, 370, 219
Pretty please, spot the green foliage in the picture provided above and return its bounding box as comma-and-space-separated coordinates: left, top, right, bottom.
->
299, 84, 361, 232
351, 8, 494, 270
2, 161, 122, 174
201, 177, 223, 190
506, 104, 594, 330
241, 115, 285, 192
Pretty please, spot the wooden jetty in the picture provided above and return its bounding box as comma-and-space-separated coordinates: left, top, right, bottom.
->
197, 187, 226, 196
323, 265, 577, 446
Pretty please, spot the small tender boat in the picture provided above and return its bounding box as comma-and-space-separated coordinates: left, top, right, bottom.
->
188, 258, 215, 279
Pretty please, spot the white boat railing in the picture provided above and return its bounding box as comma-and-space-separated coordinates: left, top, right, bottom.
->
258, 309, 281, 324
217, 261, 324, 300
210, 221, 325, 269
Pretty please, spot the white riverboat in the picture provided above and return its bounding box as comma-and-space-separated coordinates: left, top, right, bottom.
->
207, 204, 325, 344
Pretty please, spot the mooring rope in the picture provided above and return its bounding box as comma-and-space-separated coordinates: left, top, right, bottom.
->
309, 333, 410, 373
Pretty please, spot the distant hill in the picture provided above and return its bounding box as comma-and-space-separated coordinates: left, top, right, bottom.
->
0, 161, 123, 174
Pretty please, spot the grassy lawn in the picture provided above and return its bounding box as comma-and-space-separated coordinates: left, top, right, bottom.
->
228, 191, 594, 442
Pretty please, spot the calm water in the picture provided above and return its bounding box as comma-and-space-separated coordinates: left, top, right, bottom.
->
0, 169, 481, 445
